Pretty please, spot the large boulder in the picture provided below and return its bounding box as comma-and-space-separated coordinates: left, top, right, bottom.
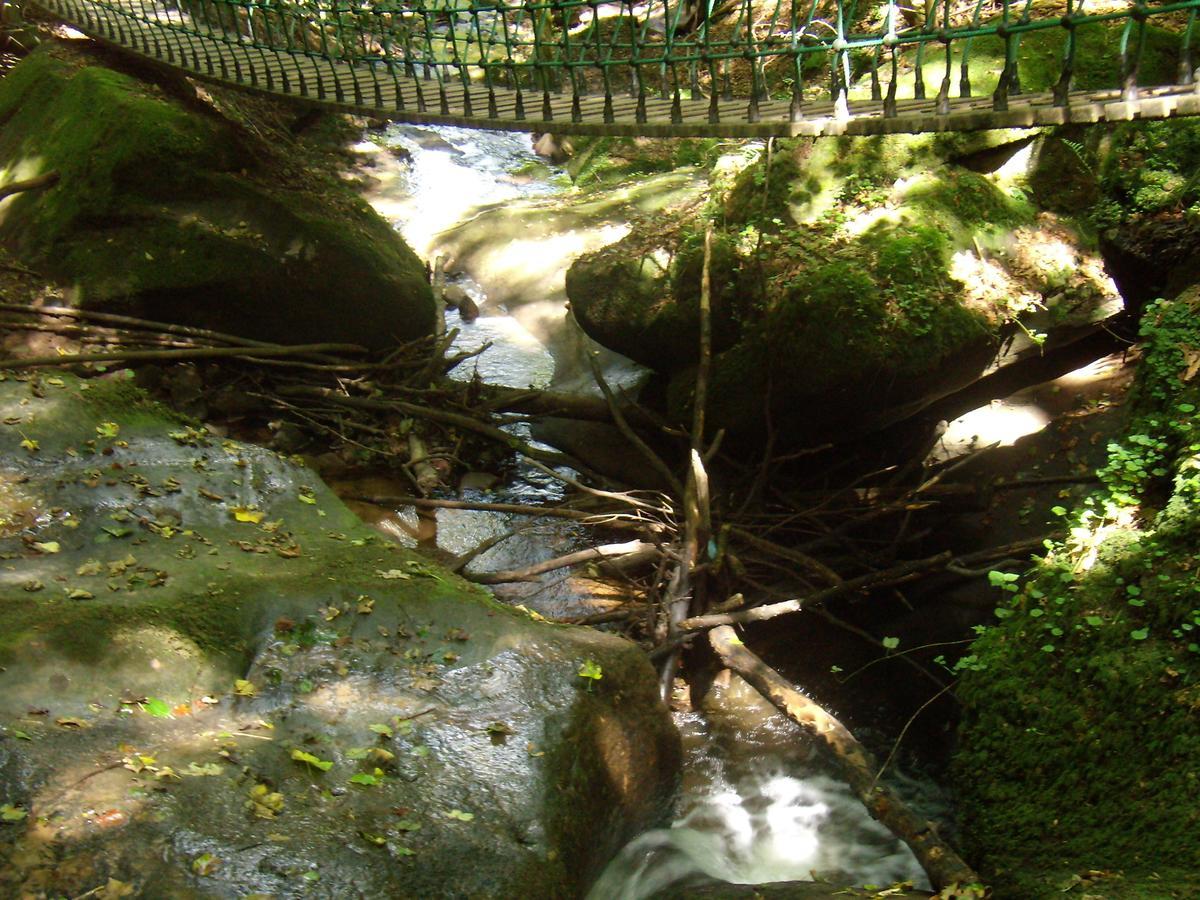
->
0, 43, 434, 350
568, 134, 1122, 444
0, 373, 678, 897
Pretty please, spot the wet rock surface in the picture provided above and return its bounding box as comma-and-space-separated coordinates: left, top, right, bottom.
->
0, 374, 679, 898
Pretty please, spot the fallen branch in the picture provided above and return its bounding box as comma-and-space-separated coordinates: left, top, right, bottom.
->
0, 303, 281, 349
0, 342, 366, 370
276, 386, 580, 472
0, 171, 59, 203
679, 551, 954, 632
709, 626, 981, 891
467, 540, 657, 584
342, 493, 660, 533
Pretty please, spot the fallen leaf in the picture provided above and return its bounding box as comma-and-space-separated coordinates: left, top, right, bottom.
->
376, 569, 411, 580
290, 749, 333, 772
246, 784, 284, 819
231, 507, 266, 524
445, 809, 474, 822
0, 803, 26, 822
234, 679, 257, 698
192, 852, 221, 876
32, 541, 60, 554
142, 697, 171, 718
19, 437, 38, 453
185, 762, 223, 777
55, 717, 89, 729
76, 559, 104, 576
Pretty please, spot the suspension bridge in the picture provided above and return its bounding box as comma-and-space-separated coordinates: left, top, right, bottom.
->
29, 0, 1200, 136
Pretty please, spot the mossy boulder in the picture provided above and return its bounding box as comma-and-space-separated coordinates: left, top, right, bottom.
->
0, 43, 434, 350
571, 132, 1117, 444
951, 288, 1200, 897
0, 373, 678, 897
566, 226, 748, 371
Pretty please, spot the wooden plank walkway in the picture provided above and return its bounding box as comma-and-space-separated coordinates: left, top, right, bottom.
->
33, 0, 1200, 137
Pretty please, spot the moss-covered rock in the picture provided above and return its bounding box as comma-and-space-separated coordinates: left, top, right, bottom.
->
0, 373, 678, 897
952, 287, 1200, 897
0, 43, 434, 350
570, 130, 1115, 444
567, 225, 749, 371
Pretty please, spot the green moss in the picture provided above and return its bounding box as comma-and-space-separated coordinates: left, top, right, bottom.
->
569, 136, 724, 189
0, 44, 433, 348
953, 290, 1200, 896
0, 49, 234, 259
905, 169, 1034, 231
722, 146, 807, 228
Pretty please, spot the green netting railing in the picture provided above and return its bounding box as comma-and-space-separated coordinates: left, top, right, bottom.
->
44, 0, 1200, 126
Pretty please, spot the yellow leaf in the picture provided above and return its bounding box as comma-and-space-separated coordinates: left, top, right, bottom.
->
19, 438, 38, 452
232, 507, 266, 524
234, 679, 257, 697
32, 541, 60, 554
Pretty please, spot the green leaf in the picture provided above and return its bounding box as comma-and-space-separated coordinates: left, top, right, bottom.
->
445, 809, 474, 822
881, 636, 900, 650
143, 697, 172, 718
290, 749, 333, 772
369, 723, 393, 738
349, 773, 379, 786
577, 659, 603, 681
394, 819, 421, 832
0, 804, 27, 822
1050, 505, 1067, 516
96, 422, 120, 439
1130, 628, 1149, 641
1085, 616, 1104, 627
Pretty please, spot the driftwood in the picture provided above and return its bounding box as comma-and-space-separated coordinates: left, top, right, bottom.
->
0, 171, 60, 203
467, 539, 657, 584
708, 626, 981, 891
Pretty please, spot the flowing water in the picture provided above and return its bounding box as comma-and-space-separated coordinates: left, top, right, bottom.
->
354, 124, 939, 895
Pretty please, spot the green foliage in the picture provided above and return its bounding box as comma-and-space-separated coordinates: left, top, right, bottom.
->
1084, 119, 1200, 229
953, 290, 1200, 894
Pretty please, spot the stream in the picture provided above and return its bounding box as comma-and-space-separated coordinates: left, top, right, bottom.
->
352, 123, 947, 895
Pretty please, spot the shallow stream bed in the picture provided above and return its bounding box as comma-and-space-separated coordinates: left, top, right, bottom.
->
340, 123, 963, 895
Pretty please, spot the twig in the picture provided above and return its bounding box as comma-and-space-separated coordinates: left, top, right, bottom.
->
587, 350, 684, 498
872, 681, 957, 788
276, 386, 581, 472
0, 342, 367, 370
0, 171, 59, 202
0, 303, 281, 349
679, 551, 955, 632
468, 540, 657, 584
